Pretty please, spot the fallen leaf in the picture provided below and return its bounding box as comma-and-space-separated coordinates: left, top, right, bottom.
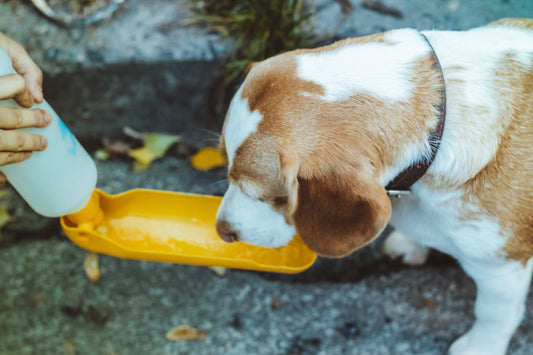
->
362, 0, 403, 19
64, 339, 76, 355
95, 149, 110, 161
129, 133, 180, 172
166, 325, 208, 341
191, 147, 226, 170
0, 206, 13, 233
33, 293, 46, 307
102, 138, 131, 156
271, 296, 282, 310
423, 297, 437, 311
123, 126, 146, 141
0, 188, 9, 200
83, 253, 101, 283
209, 266, 227, 277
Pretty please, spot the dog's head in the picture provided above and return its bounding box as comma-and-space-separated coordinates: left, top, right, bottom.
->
215, 53, 393, 258
215, 30, 441, 257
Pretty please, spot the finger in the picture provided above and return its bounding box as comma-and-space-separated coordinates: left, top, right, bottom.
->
0, 106, 51, 129
0, 130, 47, 152
0, 171, 6, 184
0, 151, 32, 167
0, 73, 33, 107
0, 33, 43, 104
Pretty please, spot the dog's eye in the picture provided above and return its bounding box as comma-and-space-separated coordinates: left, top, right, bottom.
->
272, 196, 288, 207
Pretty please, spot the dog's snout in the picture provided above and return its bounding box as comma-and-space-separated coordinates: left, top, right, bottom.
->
216, 220, 238, 243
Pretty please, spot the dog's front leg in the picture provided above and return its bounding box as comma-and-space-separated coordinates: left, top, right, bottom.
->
449, 258, 533, 355
382, 229, 430, 265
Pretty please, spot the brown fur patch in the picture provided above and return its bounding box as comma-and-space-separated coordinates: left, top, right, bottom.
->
294, 169, 391, 257
228, 32, 445, 256
460, 52, 533, 263
488, 18, 533, 30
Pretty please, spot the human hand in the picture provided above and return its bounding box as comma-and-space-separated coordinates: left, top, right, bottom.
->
0, 33, 51, 183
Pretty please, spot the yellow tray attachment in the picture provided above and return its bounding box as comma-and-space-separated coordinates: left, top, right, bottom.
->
61, 189, 316, 274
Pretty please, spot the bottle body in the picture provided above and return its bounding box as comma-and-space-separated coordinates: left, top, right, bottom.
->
0, 50, 97, 217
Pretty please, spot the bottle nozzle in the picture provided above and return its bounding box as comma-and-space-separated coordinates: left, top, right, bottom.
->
66, 191, 103, 230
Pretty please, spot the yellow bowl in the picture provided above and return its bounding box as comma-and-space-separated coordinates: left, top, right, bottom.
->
60, 189, 316, 273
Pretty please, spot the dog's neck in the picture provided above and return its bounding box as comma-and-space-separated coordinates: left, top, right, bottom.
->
385, 33, 446, 195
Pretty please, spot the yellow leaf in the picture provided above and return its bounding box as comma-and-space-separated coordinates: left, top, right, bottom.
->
84, 253, 101, 283
166, 325, 208, 341
64, 339, 76, 355
95, 149, 109, 161
128, 133, 180, 171
0, 189, 9, 200
129, 147, 154, 165
209, 266, 227, 277
0, 206, 12, 230
191, 147, 226, 170
132, 160, 150, 173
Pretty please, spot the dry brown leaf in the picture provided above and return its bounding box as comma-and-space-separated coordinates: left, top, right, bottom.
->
64, 339, 76, 355
271, 296, 282, 310
166, 325, 208, 341
83, 253, 101, 283
102, 138, 131, 155
33, 293, 46, 307
423, 297, 437, 311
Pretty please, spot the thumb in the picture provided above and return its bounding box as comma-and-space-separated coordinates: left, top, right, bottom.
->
0, 33, 43, 104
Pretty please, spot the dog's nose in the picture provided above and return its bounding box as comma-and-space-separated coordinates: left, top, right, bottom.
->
216, 220, 238, 243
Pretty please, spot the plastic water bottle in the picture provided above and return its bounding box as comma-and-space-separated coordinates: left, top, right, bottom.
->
0, 48, 97, 217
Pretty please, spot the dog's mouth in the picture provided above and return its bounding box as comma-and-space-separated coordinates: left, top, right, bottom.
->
216, 220, 238, 243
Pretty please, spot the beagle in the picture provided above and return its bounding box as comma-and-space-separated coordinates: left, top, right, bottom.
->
215, 18, 533, 355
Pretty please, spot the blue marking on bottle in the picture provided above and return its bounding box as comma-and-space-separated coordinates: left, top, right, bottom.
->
58, 118, 77, 155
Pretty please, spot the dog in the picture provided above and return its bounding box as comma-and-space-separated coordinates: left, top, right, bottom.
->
215, 18, 533, 355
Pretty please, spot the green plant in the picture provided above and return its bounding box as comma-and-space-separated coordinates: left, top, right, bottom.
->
190, 0, 315, 87
72, 0, 99, 10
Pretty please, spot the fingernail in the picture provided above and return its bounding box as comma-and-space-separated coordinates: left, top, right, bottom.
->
35, 85, 43, 103
40, 137, 48, 149
44, 111, 52, 124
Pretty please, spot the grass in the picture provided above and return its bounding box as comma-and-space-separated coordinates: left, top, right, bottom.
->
190, 0, 315, 88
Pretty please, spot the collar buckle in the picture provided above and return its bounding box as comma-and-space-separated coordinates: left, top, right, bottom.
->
386, 189, 411, 197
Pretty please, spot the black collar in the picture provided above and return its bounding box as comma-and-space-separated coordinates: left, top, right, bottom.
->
385, 33, 446, 196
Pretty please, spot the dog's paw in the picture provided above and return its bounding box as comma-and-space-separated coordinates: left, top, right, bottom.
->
449, 332, 505, 355
382, 230, 429, 266
449, 334, 483, 355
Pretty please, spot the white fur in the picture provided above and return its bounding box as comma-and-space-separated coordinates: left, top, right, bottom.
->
218, 23, 533, 355
223, 86, 263, 163
421, 27, 533, 186
218, 89, 296, 247
383, 230, 429, 265
216, 184, 295, 248
297, 29, 430, 103
449, 259, 533, 355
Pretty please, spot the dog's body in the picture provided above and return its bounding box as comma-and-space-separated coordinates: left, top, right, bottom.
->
216, 19, 533, 354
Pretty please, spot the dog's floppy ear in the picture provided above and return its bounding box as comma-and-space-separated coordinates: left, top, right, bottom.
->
292, 171, 391, 258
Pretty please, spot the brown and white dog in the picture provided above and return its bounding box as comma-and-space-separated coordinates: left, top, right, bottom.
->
215, 18, 533, 355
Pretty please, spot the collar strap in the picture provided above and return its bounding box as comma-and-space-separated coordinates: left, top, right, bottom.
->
385, 33, 446, 195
